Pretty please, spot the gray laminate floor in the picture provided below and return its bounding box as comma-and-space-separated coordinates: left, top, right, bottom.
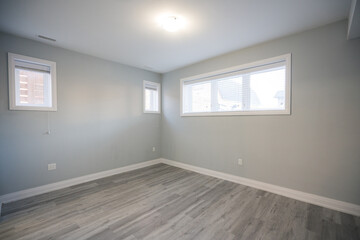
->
0, 164, 359, 240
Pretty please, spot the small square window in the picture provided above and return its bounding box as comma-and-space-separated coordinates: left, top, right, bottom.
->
143, 81, 161, 113
8, 53, 57, 111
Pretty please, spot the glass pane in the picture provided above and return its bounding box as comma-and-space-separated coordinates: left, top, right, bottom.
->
183, 82, 211, 113
250, 67, 286, 110
216, 76, 243, 112
15, 68, 52, 107
145, 88, 158, 111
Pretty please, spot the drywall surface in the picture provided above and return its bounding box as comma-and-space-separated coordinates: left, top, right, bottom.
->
161, 21, 360, 205
0, 32, 161, 195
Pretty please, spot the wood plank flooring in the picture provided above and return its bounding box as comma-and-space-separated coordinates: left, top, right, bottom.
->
0, 163, 359, 240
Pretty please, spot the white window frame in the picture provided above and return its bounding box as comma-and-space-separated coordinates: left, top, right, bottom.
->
143, 80, 161, 114
8, 53, 57, 111
180, 53, 291, 116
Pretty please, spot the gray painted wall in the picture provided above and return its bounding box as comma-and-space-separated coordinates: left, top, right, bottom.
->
161, 21, 360, 205
0, 32, 161, 195
1, 20, 359, 206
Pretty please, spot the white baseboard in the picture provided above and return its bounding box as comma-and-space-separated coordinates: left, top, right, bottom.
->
0, 159, 162, 213
1, 158, 359, 217
160, 158, 360, 217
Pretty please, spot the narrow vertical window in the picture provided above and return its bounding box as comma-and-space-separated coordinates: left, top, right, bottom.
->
8, 53, 57, 111
143, 81, 161, 113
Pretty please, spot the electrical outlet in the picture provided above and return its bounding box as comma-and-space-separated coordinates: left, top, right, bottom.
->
152, 147, 156, 152
48, 163, 56, 170
237, 159, 243, 166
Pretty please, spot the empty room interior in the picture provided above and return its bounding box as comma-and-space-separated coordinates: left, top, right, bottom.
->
0, 0, 360, 239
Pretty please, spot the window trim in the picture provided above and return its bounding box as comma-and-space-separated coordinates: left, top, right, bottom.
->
8, 53, 57, 111
143, 80, 161, 114
180, 53, 291, 117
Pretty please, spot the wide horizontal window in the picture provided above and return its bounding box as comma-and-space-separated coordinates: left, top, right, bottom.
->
181, 54, 291, 116
8, 53, 57, 111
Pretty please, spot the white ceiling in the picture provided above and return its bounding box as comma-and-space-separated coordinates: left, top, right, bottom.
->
0, 0, 352, 73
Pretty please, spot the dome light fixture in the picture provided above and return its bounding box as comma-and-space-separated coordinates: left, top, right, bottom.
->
158, 15, 185, 32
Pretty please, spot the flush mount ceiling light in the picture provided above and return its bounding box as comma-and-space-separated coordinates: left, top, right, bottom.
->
158, 15, 185, 32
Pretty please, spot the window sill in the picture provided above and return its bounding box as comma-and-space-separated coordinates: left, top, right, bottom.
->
181, 109, 290, 117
